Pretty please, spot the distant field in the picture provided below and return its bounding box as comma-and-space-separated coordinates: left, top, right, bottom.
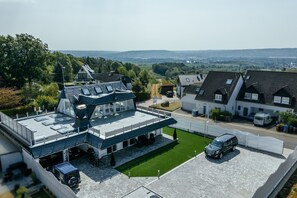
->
115, 127, 211, 177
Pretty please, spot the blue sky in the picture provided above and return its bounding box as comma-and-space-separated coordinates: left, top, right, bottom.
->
0, 0, 296, 51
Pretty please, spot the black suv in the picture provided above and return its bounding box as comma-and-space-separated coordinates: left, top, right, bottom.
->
205, 134, 238, 159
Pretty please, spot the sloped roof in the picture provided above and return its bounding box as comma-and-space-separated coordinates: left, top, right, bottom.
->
237, 70, 297, 109
183, 83, 203, 95
60, 81, 133, 104
195, 71, 242, 104
178, 74, 206, 86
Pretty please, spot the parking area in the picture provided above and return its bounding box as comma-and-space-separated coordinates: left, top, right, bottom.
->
145, 147, 287, 198
71, 144, 288, 198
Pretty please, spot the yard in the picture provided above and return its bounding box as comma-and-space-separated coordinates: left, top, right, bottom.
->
116, 127, 211, 177
149, 101, 181, 112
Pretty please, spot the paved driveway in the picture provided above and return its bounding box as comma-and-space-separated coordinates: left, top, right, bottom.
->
72, 146, 287, 198
145, 147, 286, 198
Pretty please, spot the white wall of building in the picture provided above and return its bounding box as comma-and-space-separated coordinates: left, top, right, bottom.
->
195, 76, 243, 116
236, 101, 293, 117
181, 94, 197, 111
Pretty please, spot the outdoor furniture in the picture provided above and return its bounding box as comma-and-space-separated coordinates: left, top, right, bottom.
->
12, 169, 22, 180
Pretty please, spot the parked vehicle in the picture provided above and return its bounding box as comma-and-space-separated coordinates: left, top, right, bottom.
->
52, 162, 81, 188
253, 112, 272, 126
166, 91, 174, 97
204, 134, 238, 159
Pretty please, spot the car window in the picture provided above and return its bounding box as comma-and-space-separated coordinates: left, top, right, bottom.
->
211, 139, 223, 147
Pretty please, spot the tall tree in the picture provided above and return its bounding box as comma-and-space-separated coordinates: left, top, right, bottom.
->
53, 52, 73, 84
0, 34, 49, 87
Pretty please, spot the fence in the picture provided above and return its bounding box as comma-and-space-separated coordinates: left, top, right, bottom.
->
22, 149, 76, 198
253, 147, 297, 198
0, 112, 34, 146
171, 115, 284, 155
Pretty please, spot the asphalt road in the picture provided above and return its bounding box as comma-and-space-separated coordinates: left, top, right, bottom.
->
137, 100, 297, 149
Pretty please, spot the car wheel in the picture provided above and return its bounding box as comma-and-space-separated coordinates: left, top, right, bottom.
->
232, 146, 236, 151
219, 153, 223, 159
68, 177, 78, 188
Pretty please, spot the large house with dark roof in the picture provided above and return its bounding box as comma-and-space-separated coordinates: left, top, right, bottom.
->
194, 71, 243, 115
0, 81, 176, 164
236, 70, 297, 118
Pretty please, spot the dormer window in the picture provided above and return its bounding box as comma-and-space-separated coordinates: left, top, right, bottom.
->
106, 85, 113, 92
244, 92, 258, 101
81, 88, 91, 95
251, 93, 258, 100
274, 96, 290, 105
215, 94, 222, 101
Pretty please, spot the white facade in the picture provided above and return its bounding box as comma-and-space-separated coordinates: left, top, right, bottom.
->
195, 76, 244, 116
236, 101, 293, 117
181, 94, 197, 111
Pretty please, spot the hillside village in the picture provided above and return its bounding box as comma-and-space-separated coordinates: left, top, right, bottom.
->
1, 35, 297, 197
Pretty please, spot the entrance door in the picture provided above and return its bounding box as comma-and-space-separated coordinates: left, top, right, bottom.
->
243, 107, 248, 117
203, 106, 206, 115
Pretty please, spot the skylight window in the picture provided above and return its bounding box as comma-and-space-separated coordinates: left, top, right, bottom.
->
94, 87, 103, 94
81, 88, 91, 95
106, 85, 113, 92
226, 79, 233, 85
186, 78, 190, 82
195, 88, 200, 94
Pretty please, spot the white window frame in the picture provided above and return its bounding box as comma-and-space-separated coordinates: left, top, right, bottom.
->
244, 92, 251, 100
215, 94, 222, 101
274, 96, 281, 103
251, 93, 258, 101
282, 97, 290, 105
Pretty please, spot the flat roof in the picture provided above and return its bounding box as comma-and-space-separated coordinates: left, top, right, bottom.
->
90, 111, 160, 139
0, 133, 19, 155
17, 110, 162, 145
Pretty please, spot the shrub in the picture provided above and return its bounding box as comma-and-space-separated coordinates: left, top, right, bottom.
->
173, 128, 177, 140
0, 88, 22, 110
210, 108, 220, 120
35, 95, 58, 110
280, 111, 297, 123
288, 117, 297, 127
0, 103, 37, 117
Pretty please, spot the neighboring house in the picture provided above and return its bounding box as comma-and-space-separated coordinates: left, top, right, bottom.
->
75, 65, 94, 82
160, 83, 174, 95
91, 72, 132, 90
236, 70, 297, 118
176, 74, 206, 97
194, 71, 243, 116
75, 65, 132, 90
0, 81, 176, 164
181, 83, 203, 112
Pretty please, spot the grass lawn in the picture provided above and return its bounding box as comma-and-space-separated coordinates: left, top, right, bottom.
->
115, 127, 211, 177
149, 101, 181, 112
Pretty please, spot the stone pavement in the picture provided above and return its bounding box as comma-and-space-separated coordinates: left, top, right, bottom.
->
145, 147, 287, 198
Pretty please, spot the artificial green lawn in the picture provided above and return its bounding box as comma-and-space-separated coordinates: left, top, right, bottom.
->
115, 127, 211, 177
